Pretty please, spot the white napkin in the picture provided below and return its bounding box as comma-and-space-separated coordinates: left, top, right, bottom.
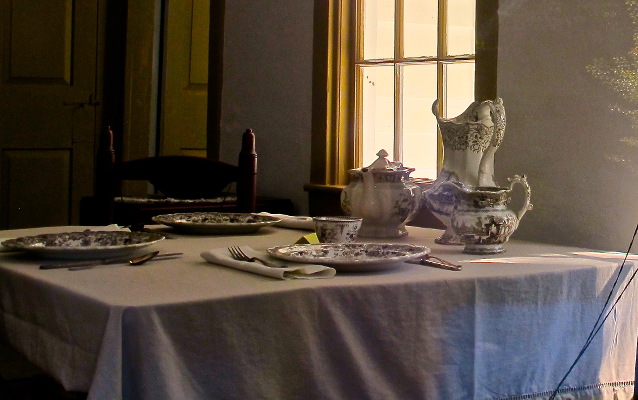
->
200, 246, 336, 279
257, 213, 315, 231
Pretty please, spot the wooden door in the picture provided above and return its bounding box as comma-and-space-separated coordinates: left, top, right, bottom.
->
160, 0, 209, 157
0, 0, 99, 228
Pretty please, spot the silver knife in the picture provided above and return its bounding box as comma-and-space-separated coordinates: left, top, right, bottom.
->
407, 258, 462, 271
40, 252, 182, 270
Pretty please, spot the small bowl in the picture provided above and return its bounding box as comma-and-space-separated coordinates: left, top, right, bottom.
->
313, 216, 363, 243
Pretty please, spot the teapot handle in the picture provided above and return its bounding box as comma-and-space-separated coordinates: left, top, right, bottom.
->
508, 175, 533, 220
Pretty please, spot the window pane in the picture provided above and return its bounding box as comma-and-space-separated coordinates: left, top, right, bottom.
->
362, 0, 395, 59
355, 0, 477, 179
447, 0, 475, 55
444, 62, 475, 118
360, 65, 395, 166
401, 64, 438, 179
403, 0, 437, 58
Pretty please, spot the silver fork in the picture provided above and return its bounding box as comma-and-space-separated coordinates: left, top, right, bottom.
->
228, 246, 282, 268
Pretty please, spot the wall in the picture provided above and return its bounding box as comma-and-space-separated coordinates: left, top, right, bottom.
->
220, 0, 314, 215
497, 0, 638, 251
220, 0, 638, 251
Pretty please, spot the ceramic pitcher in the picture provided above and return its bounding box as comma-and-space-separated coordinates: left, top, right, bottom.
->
341, 150, 421, 238
444, 175, 533, 254
422, 98, 506, 244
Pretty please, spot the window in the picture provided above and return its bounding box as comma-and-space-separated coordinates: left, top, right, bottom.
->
358, 0, 475, 179
309, 0, 496, 187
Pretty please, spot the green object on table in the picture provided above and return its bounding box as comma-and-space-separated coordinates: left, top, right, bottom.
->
295, 233, 319, 244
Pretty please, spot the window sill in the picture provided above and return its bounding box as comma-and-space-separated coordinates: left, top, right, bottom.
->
304, 183, 345, 216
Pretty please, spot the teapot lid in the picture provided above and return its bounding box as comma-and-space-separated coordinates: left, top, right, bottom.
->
364, 149, 413, 172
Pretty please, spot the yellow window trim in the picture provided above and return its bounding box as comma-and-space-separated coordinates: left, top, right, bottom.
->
311, 0, 355, 187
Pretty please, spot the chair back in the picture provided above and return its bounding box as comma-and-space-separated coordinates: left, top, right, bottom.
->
89, 127, 257, 225
112, 155, 240, 199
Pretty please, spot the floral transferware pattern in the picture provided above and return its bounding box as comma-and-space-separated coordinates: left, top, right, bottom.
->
268, 243, 430, 272
152, 212, 281, 234
313, 217, 362, 243
2, 230, 164, 259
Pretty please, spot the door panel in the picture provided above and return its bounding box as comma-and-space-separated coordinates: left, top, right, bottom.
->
10, 0, 72, 82
0, 0, 99, 228
160, 0, 209, 156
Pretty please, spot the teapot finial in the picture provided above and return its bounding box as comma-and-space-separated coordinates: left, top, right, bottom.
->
368, 149, 391, 169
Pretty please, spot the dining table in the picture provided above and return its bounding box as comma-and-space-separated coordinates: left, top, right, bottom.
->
0, 223, 636, 400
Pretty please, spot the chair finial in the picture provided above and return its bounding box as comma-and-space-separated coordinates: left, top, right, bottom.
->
241, 129, 256, 154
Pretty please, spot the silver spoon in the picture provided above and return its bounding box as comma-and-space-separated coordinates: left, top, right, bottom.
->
129, 250, 160, 265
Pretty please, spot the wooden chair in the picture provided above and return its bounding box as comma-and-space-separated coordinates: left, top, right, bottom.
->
80, 127, 268, 226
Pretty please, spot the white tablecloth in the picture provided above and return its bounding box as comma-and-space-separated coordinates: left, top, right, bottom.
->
0, 225, 636, 400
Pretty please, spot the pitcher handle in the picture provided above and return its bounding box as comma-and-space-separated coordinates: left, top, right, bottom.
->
508, 175, 533, 220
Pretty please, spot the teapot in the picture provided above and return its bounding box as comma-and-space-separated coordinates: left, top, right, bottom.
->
341, 150, 421, 238
443, 175, 532, 254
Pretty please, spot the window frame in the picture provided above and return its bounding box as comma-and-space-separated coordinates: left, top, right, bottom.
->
309, 0, 498, 187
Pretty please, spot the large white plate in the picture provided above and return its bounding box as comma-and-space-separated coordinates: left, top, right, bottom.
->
267, 243, 430, 272
1, 230, 165, 259
152, 212, 281, 234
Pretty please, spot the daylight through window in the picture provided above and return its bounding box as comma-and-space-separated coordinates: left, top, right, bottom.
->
357, 0, 475, 178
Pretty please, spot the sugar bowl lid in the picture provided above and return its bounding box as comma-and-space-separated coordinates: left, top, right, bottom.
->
360, 149, 415, 173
